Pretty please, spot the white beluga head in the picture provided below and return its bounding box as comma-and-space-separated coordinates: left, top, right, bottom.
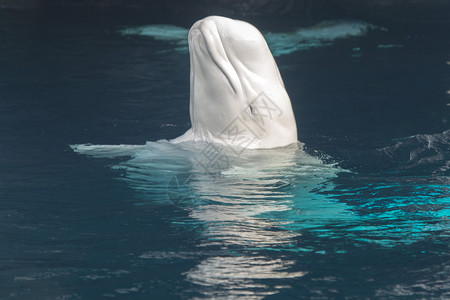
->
172, 16, 298, 149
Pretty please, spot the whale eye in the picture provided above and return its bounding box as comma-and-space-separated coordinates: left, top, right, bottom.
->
248, 105, 254, 114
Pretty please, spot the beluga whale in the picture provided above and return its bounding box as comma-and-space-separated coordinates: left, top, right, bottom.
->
172, 15, 298, 150
70, 16, 349, 248
72, 16, 297, 156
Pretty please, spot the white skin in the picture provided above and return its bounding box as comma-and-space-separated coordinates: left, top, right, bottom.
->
172, 16, 297, 149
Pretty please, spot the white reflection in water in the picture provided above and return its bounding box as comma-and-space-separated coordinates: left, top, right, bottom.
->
71, 141, 349, 298
186, 256, 306, 299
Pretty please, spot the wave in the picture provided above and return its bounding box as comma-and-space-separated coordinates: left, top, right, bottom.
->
377, 130, 450, 175
119, 20, 384, 56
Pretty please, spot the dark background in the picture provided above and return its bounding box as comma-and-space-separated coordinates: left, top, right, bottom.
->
0, 1, 449, 299
1, 0, 450, 24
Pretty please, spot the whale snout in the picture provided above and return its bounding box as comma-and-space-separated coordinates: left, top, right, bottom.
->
189, 17, 243, 96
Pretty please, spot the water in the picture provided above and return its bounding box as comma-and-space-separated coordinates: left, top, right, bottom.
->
1, 9, 449, 299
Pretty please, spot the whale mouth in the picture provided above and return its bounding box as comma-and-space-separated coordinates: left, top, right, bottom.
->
189, 20, 242, 95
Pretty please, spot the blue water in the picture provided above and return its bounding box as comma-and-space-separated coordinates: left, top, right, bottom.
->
1, 10, 449, 299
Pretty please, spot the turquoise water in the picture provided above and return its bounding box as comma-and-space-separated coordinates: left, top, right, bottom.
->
0, 10, 449, 299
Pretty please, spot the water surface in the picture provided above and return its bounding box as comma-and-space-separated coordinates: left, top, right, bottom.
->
0, 10, 449, 299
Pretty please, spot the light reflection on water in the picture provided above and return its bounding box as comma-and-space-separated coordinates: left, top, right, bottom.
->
72, 142, 345, 297
1, 10, 449, 298
72, 140, 449, 298
186, 256, 306, 299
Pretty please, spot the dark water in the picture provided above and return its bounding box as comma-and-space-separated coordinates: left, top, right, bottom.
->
0, 9, 449, 299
